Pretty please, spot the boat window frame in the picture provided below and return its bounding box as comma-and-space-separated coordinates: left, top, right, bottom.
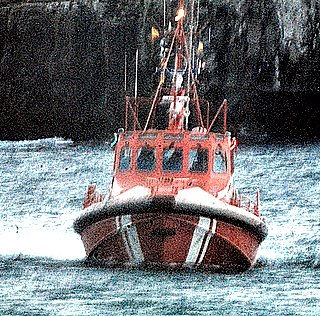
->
163, 133, 184, 141
118, 144, 132, 172
213, 144, 227, 173
162, 145, 183, 172
188, 145, 209, 173
136, 144, 157, 172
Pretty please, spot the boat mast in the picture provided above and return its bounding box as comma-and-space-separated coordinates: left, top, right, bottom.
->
134, 49, 138, 100
124, 52, 128, 132
172, 0, 204, 131
134, 49, 139, 131
186, 0, 195, 130
168, 0, 186, 131
163, 0, 166, 29
143, 0, 204, 132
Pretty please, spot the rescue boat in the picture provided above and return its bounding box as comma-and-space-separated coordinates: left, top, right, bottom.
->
73, 0, 267, 271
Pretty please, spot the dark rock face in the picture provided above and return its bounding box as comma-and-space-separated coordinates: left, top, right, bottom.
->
0, 2, 108, 140
0, 1, 142, 141
196, 0, 320, 141
0, 0, 319, 142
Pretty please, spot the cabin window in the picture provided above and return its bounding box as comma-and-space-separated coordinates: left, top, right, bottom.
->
119, 146, 132, 171
214, 147, 227, 173
162, 147, 183, 172
189, 147, 208, 172
137, 146, 156, 171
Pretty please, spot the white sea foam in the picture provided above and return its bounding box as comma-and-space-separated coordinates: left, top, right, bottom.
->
0, 225, 85, 260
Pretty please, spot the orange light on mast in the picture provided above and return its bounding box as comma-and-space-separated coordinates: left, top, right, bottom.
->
175, 8, 185, 22
197, 41, 203, 55
151, 26, 159, 41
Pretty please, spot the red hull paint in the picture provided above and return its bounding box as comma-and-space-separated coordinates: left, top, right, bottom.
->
80, 213, 260, 270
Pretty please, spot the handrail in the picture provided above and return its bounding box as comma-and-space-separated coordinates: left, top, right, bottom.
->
239, 190, 260, 216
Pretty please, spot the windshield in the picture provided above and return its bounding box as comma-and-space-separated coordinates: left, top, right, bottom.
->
162, 147, 183, 171
137, 146, 156, 171
119, 146, 132, 171
214, 147, 227, 173
189, 147, 208, 172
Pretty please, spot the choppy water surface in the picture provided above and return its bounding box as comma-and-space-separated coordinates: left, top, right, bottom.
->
0, 138, 319, 315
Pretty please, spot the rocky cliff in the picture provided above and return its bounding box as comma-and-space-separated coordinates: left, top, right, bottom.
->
0, 0, 319, 142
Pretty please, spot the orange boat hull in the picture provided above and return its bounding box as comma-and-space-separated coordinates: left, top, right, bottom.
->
78, 212, 262, 271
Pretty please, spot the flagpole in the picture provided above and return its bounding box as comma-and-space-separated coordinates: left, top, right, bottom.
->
124, 52, 127, 94
124, 52, 128, 131
134, 49, 138, 131
135, 49, 138, 99
186, 0, 195, 130
163, 0, 166, 29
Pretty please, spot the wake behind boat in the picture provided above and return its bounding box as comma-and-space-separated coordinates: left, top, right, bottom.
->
73, 0, 267, 271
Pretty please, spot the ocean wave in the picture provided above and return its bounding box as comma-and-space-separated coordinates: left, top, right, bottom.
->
0, 137, 73, 151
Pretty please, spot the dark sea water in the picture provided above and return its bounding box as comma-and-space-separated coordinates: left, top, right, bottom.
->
1, 138, 320, 316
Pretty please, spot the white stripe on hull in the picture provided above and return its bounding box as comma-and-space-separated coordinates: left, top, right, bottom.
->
197, 219, 217, 264
185, 217, 217, 266
118, 215, 144, 264
115, 216, 121, 231
118, 215, 133, 262
185, 217, 210, 265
